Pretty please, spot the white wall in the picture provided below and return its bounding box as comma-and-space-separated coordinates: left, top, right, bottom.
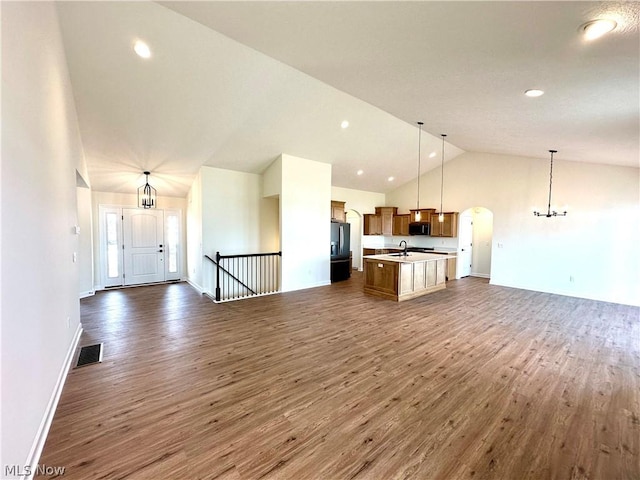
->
1, 2, 87, 474
331, 186, 386, 217
386, 152, 640, 306
91, 191, 187, 290
187, 166, 279, 295
76, 184, 94, 297
186, 171, 203, 291
277, 155, 332, 292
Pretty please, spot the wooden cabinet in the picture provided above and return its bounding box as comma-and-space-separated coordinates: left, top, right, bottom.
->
430, 212, 459, 237
430, 251, 457, 281
409, 208, 435, 224
364, 259, 398, 296
331, 200, 346, 222
375, 207, 397, 236
392, 214, 410, 236
364, 256, 447, 301
363, 214, 382, 235
364, 206, 406, 236
447, 257, 457, 281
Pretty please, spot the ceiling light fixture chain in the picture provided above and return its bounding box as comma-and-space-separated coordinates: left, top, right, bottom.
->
415, 122, 424, 222
439, 134, 447, 222
534, 150, 567, 217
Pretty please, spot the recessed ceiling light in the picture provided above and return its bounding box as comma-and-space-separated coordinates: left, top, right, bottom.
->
580, 19, 617, 41
525, 89, 544, 98
341, 120, 349, 129
357, 169, 364, 175
388, 176, 395, 182
429, 152, 436, 158
133, 40, 151, 59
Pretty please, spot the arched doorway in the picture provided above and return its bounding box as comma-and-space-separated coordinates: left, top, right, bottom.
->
458, 207, 494, 279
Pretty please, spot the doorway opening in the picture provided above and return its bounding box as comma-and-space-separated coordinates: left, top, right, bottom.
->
458, 207, 493, 279
99, 206, 182, 288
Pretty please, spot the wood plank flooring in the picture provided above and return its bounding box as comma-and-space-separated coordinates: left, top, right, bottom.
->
37, 274, 639, 479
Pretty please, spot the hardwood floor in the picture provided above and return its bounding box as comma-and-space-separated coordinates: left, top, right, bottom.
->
37, 274, 639, 479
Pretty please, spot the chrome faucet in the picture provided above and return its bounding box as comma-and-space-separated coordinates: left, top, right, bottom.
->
399, 240, 408, 256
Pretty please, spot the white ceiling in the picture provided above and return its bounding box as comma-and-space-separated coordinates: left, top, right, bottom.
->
56, 1, 639, 198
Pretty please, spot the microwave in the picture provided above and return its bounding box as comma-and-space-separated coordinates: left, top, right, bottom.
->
409, 222, 431, 235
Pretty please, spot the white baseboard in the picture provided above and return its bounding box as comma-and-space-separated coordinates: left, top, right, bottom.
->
186, 278, 205, 294
282, 280, 331, 293
79, 290, 95, 299
471, 273, 491, 279
23, 322, 83, 480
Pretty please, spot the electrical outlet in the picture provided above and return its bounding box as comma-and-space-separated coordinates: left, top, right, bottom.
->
73, 252, 77, 263
569, 275, 575, 283
497, 243, 504, 248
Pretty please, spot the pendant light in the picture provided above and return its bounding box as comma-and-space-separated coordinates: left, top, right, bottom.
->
414, 122, 424, 222
138, 171, 157, 209
438, 134, 447, 222
534, 150, 567, 217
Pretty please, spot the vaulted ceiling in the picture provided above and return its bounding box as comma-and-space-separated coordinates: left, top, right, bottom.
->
56, 1, 639, 197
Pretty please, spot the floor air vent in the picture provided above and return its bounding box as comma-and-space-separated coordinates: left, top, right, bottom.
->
75, 343, 103, 368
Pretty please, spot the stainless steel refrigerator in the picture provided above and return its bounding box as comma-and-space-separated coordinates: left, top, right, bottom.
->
330, 221, 351, 282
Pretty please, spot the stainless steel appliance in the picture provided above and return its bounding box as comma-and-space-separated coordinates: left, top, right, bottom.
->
330, 221, 351, 282
409, 222, 431, 235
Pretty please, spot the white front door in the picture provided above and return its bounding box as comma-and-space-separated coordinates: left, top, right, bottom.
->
123, 208, 165, 285
458, 213, 473, 278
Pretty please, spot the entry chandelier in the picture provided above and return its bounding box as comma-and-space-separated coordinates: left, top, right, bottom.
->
138, 171, 156, 209
414, 122, 424, 222
534, 150, 567, 217
437, 134, 447, 222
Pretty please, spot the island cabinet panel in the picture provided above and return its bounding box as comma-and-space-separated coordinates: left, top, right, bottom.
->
399, 263, 414, 295
412, 261, 426, 290
437, 258, 446, 284
426, 261, 437, 287
363, 255, 448, 301
447, 257, 457, 281
364, 260, 398, 297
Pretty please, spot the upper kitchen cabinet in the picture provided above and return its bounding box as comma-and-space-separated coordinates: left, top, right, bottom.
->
376, 207, 397, 236
364, 214, 382, 235
430, 212, 459, 237
409, 208, 435, 224
392, 214, 410, 236
331, 200, 346, 222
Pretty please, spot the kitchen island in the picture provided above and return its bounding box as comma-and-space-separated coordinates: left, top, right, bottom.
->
363, 252, 454, 301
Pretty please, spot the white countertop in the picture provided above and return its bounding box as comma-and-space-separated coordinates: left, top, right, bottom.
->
363, 252, 456, 263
